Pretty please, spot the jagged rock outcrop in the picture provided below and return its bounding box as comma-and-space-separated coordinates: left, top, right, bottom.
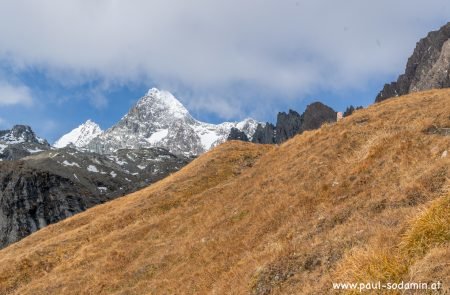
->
300, 102, 336, 132
376, 22, 450, 102
252, 123, 276, 144
275, 110, 303, 143
0, 147, 191, 249
251, 102, 336, 144
227, 128, 249, 142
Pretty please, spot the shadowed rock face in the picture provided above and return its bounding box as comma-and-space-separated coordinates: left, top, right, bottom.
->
275, 110, 303, 143
227, 128, 249, 142
251, 102, 336, 144
0, 147, 191, 249
376, 22, 450, 102
0, 164, 92, 248
252, 123, 276, 144
300, 102, 336, 132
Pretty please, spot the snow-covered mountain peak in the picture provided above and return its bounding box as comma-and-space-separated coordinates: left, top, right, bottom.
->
0, 125, 50, 160
81, 88, 262, 156
139, 88, 189, 119
0, 125, 48, 145
84, 119, 96, 126
146, 87, 161, 96
54, 120, 103, 148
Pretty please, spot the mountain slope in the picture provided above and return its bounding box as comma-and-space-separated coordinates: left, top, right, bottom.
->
85, 88, 259, 155
376, 22, 450, 102
54, 120, 103, 148
0, 89, 448, 294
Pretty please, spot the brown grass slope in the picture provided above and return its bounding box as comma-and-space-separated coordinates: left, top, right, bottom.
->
0, 90, 449, 295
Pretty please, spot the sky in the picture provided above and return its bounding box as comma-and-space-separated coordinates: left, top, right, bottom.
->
0, 1, 449, 143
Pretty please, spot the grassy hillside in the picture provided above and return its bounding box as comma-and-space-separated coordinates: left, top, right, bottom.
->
0, 89, 448, 294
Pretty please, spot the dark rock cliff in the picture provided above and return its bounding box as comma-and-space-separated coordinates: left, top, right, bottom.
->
0, 163, 94, 248
275, 110, 303, 143
300, 102, 336, 132
227, 127, 249, 142
376, 22, 450, 102
252, 123, 276, 144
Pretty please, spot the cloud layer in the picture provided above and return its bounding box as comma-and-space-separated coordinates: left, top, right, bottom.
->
0, 82, 32, 106
0, 1, 449, 117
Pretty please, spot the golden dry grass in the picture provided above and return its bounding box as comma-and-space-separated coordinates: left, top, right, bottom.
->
335, 193, 450, 294
0, 89, 449, 294
402, 194, 450, 257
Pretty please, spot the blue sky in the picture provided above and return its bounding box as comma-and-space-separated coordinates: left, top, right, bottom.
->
0, 1, 449, 143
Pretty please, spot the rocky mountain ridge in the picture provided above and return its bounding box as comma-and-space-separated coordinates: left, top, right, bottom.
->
55, 88, 260, 156
55, 88, 343, 154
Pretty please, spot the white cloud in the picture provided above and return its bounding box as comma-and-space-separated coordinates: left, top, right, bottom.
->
186, 93, 244, 120
90, 94, 108, 109
0, 1, 449, 116
0, 82, 33, 106
88, 85, 110, 109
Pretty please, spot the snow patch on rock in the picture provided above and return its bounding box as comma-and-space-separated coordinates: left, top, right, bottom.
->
87, 165, 99, 173
62, 160, 81, 167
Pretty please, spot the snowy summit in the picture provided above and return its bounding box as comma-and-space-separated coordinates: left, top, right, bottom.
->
81, 88, 260, 156
54, 120, 103, 148
143, 88, 189, 119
